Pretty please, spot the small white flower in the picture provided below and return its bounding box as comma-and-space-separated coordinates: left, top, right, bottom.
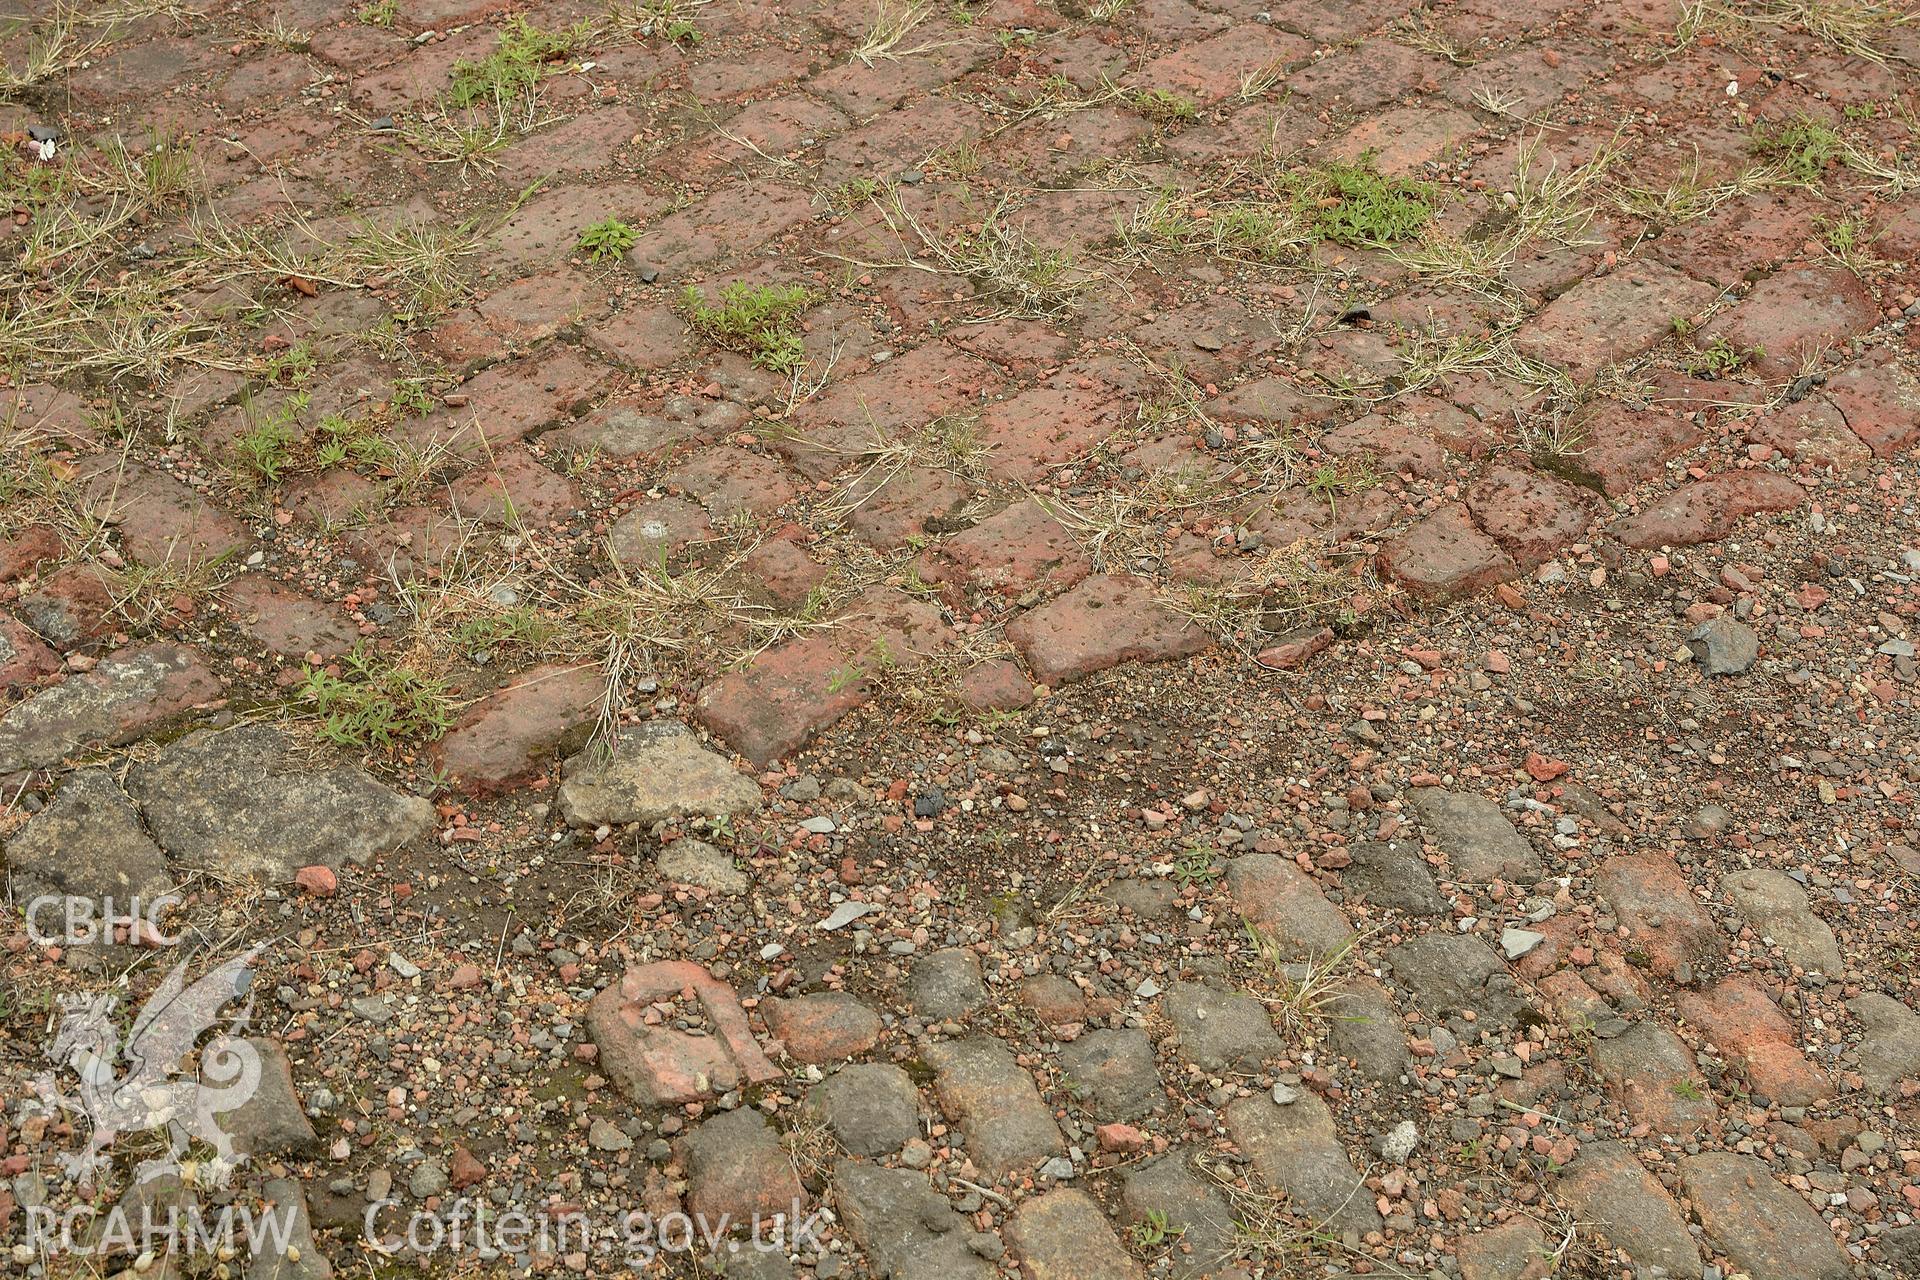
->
34, 139, 55, 161
1725, 79, 1739, 97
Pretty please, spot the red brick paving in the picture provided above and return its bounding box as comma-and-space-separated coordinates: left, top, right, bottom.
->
1, 0, 1915, 786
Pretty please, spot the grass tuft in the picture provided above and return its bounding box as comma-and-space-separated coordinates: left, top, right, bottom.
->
1289, 157, 1439, 246
1749, 114, 1842, 185
298, 647, 457, 749
679, 281, 812, 373
578, 216, 639, 262
450, 16, 596, 108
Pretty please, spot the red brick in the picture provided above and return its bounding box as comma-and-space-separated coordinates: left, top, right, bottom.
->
221, 577, 358, 660
0, 527, 63, 584
785, 343, 1004, 479
1647, 192, 1830, 287
492, 107, 649, 187
1325, 105, 1480, 175
16, 565, 115, 651
762, 993, 882, 1063
1593, 854, 1722, 980
1612, 471, 1804, 549
841, 466, 976, 550
0, 615, 60, 695
473, 269, 609, 347
1465, 463, 1595, 567
954, 658, 1036, 713
811, 46, 988, 122
740, 537, 830, 610
1256, 627, 1334, 671
629, 183, 817, 275
1289, 39, 1445, 110
1323, 414, 1446, 478
1569, 401, 1703, 495
489, 182, 665, 273
977, 361, 1141, 483
584, 303, 693, 372
698, 588, 954, 762
1514, 263, 1716, 381
658, 94, 850, 182
1821, 350, 1920, 458
587, 960, 782, 1106
404, 346, 613, 456
1676, 976, 1833, 1105
696, 633, 871, 765
79, 463, 250, 567
609, 496, 714, 568
1129, 26, 1311, 104
922, 498, 1091, 598
448, 449, 579, 528
1699, 265, 1880, 377
1377, 505, 1516, 599
1745, 396, 1871, 470
1006, 574, 1211, 687
431, 664, 604, 794
666, 446, 802, 522
986, 106, 1151, 188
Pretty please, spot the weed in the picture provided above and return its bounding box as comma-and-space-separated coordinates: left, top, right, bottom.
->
393, 378, 437, 417
1819, 211, 1880, 273
924, 137, 983, 180
1519, 405, 1592, 474
384, 100, 524, 176
779, 1105, 842, 1184
298, 647, 456, 749
342, 213, 486, 320
1471, 85, 1528, 118
1749, 114, 1842, 185
449, 16, 595, 109
1133, 88, 1199, 125
827, 177, 881, 211
1304, 456, 1376, 518
358, 0, 397, 25
1129, 1209, 1185, 1248
107, 551, 235, 629
865, 192, 1094, 317
1684, 336, 1762, 379
1123, 190, 1307, 265
450, 606, 553, 659
249, 16, 312, 51
262, 341, 317, 386
1287, 157, 1438, 246
577, 216, 639, 262
607, 0, 709, 44
1239, 62, 1287, 101
1672, 1078, 1705, 1101
1390, 17, 1477, 65
0, 5, 116, 98
1170, 845, 1221, 887
314, 413, 395, 470
1244, 921, 1360, 1041
1611, 157, 1788, 224
852, 0, 945, 66
680, 281, 812, 373
232, 395, 305, 485
1674, 0, 1914, 65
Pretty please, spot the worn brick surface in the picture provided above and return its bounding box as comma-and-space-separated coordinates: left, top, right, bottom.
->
12, 6, 1920, 1279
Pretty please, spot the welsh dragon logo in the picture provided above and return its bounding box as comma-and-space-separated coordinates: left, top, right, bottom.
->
19, 947, 266, 1188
